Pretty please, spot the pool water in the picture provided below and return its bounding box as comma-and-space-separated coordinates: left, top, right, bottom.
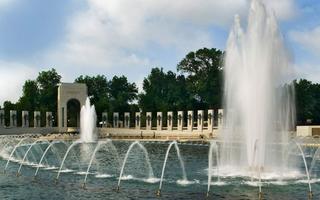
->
0, 139, 319, 200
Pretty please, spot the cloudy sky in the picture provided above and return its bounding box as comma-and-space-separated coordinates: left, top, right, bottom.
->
0, 0, 319, 105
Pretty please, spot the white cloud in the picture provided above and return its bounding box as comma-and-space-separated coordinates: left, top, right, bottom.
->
295, 63, 320, 83
288, 26, 320, 84
290, 26, 320, 55
45, 0, 297, 83
0, 0, 299, 105
0, 0, 17, 11
0, 0, 12, 7
0, 62, 37, 106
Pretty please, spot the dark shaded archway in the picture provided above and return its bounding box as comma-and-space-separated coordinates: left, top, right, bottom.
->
67, 99, 81, 127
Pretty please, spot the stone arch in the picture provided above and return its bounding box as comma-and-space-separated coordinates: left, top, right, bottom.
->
57, 83, 87, 128
67, 98, 81, 127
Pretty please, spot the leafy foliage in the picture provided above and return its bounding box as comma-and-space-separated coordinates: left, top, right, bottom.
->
177, 48, 224, 109
108, 76, 138, 113
75, 75, 138, 123
139, 68, 191, 112
295, 79, 320, 124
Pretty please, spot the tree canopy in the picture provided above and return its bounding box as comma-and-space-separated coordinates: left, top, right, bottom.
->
2, 48, 320, 126
74, 74, 138, 123
139, 68, 191, 113
177, 48, 224, 109
108, 75, 138, 113
295, 79, 320, 124
10, 68, 61, 126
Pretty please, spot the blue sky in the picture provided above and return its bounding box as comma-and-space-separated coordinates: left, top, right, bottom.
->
0, 0, 319, 105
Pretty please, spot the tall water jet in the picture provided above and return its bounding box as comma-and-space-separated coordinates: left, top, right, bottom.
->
220, 0, 296, 175
80, 97, 97, 143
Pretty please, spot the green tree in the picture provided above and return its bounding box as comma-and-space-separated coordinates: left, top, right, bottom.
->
37, 68, 61, 126
75, 75, 109, 103
2, 69, 61, 127
312, 82, 320, 123
177, 48, 224, 109
108, 76, 138, 114
37, 68, 61, 91
18, 80, 39, 111
295, 79, 320, 124
75, 75, 109, 123
139, 68, 191, 113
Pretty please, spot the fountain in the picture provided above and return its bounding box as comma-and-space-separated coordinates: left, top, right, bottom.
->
80, 97, 97, 143
82, 139, 120, 188
0, 0, 319, 199
207, 140, 220, 197
55, 141, 81, 182
34, 141, 58, 177
220, 0, 296, 177
4, 137, 29, 172
157, 141, 188, 196
17, 139, 48, 176
117, 141, 154, 191
0, 136, 318, 198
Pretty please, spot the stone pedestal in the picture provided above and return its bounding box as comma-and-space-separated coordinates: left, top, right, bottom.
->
0, 110, 4, 127
34, 111, 41, 127
102, 112, 108, 127
113, 112, 119, 128
135, 112, 141, 129
177, 111, 183, 131
218, 109, 224, 129
146, 112, 152, 130
187, 111, 194, 131
167, 111, 173, 131
157, 112, 162, 131
207, 109, 214, 131
197, 110, 204, 131
22, 111, 29, 127
46, 112, 53, 127
124, 112, 130, 128
10, 110, 17, 127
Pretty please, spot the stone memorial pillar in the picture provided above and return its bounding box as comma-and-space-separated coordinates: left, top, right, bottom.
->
10, 110, 17, 127
187, 111, 194, 131
207, 109, 214, 131
135, 112, 141, 129
167, 111, 173, 131
197, 110, 204, 131
0, 110, 4, 127
146, 112, 152, 130
177, 111, 183, 131
102, 112, 108, 127
22, 111, 29, 127
124, 112, 130, 128
113, 112, 119, 128
34, 111, 41, 127
46, 112, 53, 127
157, 112, 162, 131
218, 109, 224, 129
